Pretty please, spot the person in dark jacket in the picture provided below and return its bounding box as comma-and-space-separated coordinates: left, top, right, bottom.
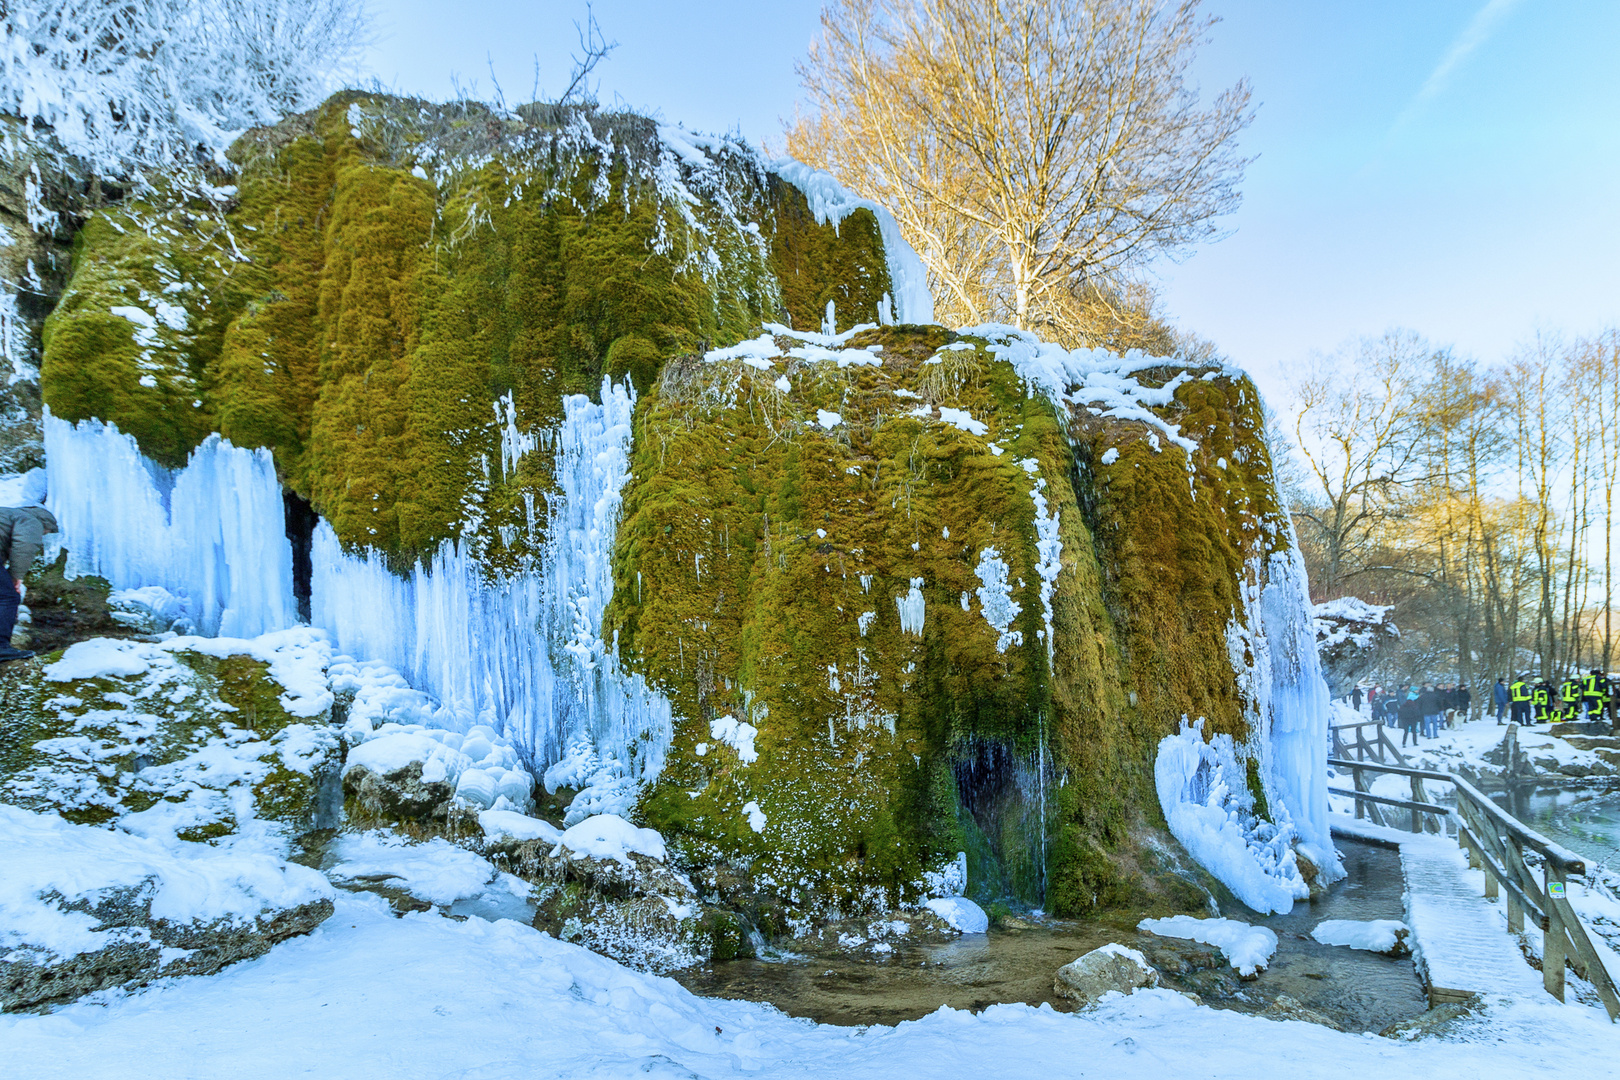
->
0, 504, 59, 662
1493, 678, 1509, 724
1399, 687, 1422, 746
1419, 684, 1443, 739
1351, 686, 1363, 712
1457, 684, 1472, 723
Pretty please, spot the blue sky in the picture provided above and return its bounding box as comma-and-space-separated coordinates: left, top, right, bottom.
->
362, 1, 1620, 402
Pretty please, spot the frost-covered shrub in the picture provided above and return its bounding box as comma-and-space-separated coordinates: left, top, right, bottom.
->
2, 0, 365, 176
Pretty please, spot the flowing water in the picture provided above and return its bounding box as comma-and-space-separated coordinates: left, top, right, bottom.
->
676, 838, 1428, 1032
1491, 787, 1620, 869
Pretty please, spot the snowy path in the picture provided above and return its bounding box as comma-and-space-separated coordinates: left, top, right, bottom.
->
1333, 818, 1546, 1005
1399, 832, 1546, 1003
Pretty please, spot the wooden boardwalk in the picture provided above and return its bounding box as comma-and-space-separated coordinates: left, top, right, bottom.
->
1396, 830, 1546, 1005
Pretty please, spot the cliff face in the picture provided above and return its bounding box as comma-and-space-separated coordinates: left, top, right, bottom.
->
609, 324, 1298, 917
39, 94, 893, 565
18, 92, 1323, 923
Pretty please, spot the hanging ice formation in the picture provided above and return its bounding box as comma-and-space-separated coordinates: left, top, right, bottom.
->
310, 377, 672, 780
43, 411, 297, 638
1155, 534, 1342, 914
41, 379, 674, 787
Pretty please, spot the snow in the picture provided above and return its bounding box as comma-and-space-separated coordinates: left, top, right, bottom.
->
1155, 720, 1310, 914
962, 325, 1213, 459
44, 637, 159, 681
742, 800, 768, 834
328, 832, 501, 907
478, 809, 563, 844
924, 896, 990, 934
0, 804, 332, 961
816, 409, 843, 430
0, 466, 46, 505
44, 413, 298, 638
1099, 447, 1120, 466
972, 548, 1023, 653
4, 892, 1620, 1077
709, 715, 760, 765
771, 160, 935, 325
935, 407, 986, 436
555, 814, 667, 867
1311, 919, 1408, 952
1138, 915, 1278, 977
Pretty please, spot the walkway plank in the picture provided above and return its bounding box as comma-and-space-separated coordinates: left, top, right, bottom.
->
1399, 832, 1544, 1004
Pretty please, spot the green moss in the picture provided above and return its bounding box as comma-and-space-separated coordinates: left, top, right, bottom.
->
41, 93, 885, 566
0, 647, 333, 835
767, 177, 892, 332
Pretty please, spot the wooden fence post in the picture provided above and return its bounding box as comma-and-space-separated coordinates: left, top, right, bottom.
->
1545, 866, 1567, 1002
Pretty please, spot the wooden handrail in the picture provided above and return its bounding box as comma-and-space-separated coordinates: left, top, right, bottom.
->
1451, 774, 1586, 875
1328, 787, 1450, 816
1328, 758, 1452, 783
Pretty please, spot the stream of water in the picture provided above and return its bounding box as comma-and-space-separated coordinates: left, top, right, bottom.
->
675, 838, 1428, 1032
1490, 787, 1620, 869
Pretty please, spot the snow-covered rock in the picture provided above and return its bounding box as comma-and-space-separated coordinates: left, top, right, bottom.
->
1138, 915, 1278, 977
0, 805, 333, 1012
1053, 943, 1160, 1007
1311, 919, 1410, 956
1312, 597, 1398, 699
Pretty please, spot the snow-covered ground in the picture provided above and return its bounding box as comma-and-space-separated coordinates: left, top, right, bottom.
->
4, 890, 1619, 1079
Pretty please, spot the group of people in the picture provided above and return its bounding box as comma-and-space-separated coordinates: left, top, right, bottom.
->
1357, 683, 1472, 746
1494, 672, 1613, 726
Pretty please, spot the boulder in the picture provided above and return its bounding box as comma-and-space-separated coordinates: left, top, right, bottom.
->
1, 637, 342, 841
1053, 943, 1160, 1007
1312, 598, 1398, 699
0, 805, 334, 1012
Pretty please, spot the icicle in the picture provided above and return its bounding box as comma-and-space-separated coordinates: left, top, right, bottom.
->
43, 411, 296, 637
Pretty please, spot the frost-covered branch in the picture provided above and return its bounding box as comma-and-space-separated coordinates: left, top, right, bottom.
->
1, 0, 369, 177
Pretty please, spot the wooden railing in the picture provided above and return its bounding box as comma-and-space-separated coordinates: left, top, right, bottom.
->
1329, 718, 1408, 767
1450, 774, 1620, 1019
1327, 750, 1620, 1020
1327, 757, 1449, 833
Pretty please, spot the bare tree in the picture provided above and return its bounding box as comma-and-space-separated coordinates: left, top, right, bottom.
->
1288, 331, 1432, 597
788, 0, 1253, 339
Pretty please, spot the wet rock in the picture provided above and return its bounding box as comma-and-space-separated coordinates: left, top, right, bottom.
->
1261, 993, 1344, 1030
792, 909, 960, 956
1053, 944, 1160, 1007
1380, 1000, 1477, 1040
3, 884, 333, 1013
492, 835, 730, 974
341, 761, 478, 839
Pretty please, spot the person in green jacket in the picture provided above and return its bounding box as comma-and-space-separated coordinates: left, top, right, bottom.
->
0, 503, 60, 662
1510, 677, 1532, 726
1560, 676, 1583, 723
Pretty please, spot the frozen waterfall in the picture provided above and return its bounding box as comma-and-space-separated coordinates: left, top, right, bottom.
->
40, 379, 673, 783
311, 377, 672, 779
43, 411, 297, 638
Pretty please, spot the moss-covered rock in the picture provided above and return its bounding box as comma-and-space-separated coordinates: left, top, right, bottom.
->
608, 327, 1294, 920
40, 94, 891, 566
0, 640, 341, 839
